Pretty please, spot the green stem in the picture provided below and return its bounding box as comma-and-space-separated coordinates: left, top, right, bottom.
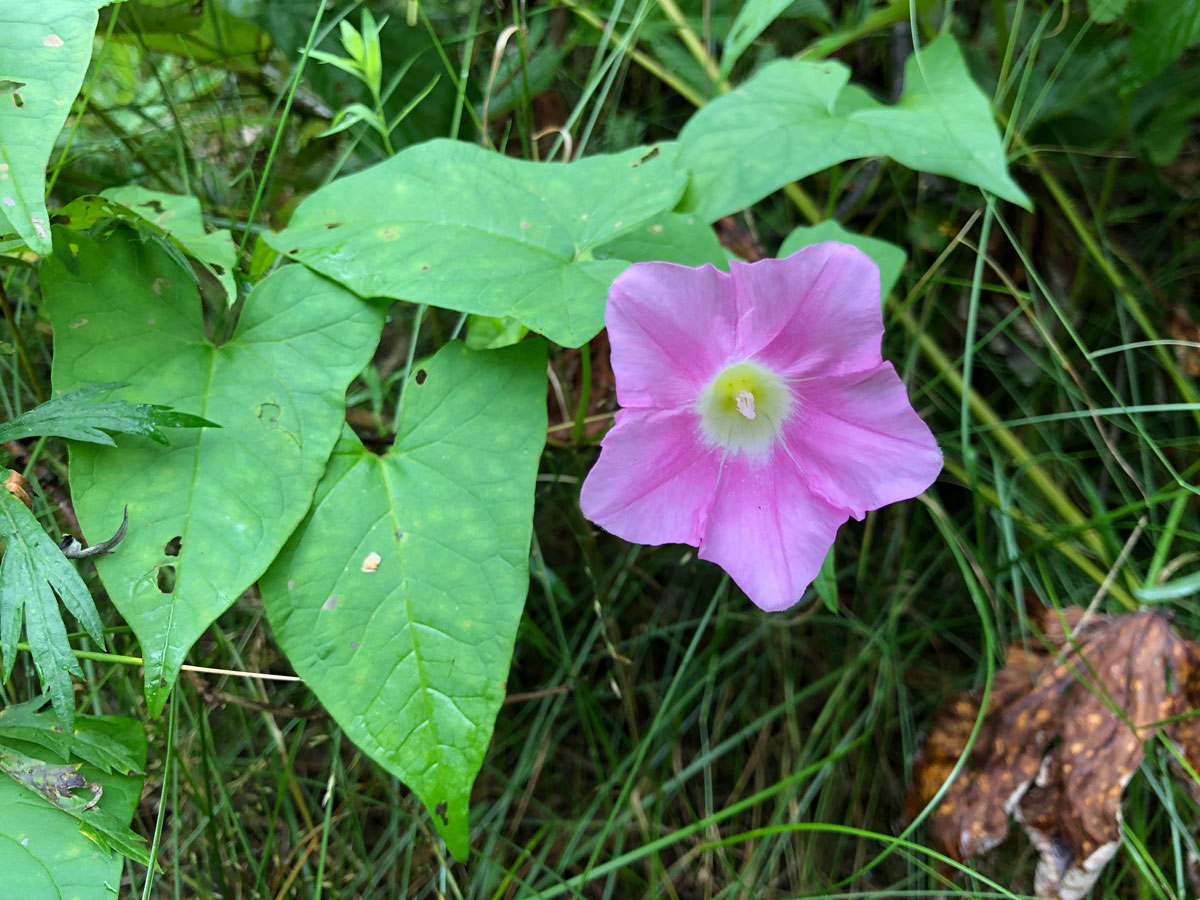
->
571, 342, 592, 445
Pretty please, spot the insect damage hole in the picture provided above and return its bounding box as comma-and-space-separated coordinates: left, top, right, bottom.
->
414, 369, 427, 385
156, 565, 177, 594
164, 536, 182, 557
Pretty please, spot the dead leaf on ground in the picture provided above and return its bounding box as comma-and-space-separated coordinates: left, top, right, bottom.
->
908, 606, 1200, 900
3, 468, 33, 509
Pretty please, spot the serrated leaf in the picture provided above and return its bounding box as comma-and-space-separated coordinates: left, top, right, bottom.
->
0, 1, 106, 254
266, 139, 688, 347
101, 186, 238, 304
41, 226, 386, 716
260, 340, 548, 860
677, 35, 1031, 222
0, 713, 148, 880
0, 382, 216, 446
0, 490, 105, 732
778, 219, 907, 299
0, 697, 141, 775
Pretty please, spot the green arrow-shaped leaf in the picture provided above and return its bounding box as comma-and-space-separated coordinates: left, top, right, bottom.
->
266, 139, 687, 348
260, 340, 548, 859
0, 1, 106, 254
40, 227, 386, 715
677, 35, 1031, 222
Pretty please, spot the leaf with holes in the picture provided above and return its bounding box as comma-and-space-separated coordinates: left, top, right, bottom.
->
676, 35, 1030, 222
265, 138, 687, 347
0, 1, 107, 254
40, 226, 386, 716
260, 339, 547, 860
0, 712, 148, 884
102, 186, 238, 305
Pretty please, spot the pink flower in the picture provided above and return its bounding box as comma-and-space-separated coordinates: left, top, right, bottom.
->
579, 243, 943, 611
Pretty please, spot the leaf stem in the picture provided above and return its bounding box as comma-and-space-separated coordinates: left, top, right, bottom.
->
571, 342, 592, 445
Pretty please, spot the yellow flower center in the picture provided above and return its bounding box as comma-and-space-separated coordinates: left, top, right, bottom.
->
696, 361, 792, 457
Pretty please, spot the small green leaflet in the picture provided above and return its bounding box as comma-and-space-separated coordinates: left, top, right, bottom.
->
266, 139, 688, 347
676, 35, 1031, 222
0, 382, 216, 446
0, 489, 105, 733
261, 340, 548, 860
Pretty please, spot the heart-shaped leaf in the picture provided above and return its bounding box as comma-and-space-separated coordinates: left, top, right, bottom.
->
0, 1, 106, 254
40, 226, 386, 715
260, 339, 548, 859
266, 139, 687, 347
677, 35, 1031, 222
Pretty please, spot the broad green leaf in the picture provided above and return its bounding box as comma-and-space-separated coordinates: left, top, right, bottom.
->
0, 490, 105, 732
677, 35, 1031, 222
594, 212, 732, 268
41, 226, 386, 716
260, 340, 548, 860
778, 220, 907, 299
0, 382, 215, 446
266, 139, 688, 347
101, 186, 238, 304
0, 713, 148, 885
0, 1, 105, 254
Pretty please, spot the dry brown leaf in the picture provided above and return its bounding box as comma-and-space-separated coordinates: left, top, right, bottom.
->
3, 468, 33, 509
908, 606, 1199, 899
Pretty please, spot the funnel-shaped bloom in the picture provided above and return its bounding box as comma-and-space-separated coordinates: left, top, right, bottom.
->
580, 244, 942, 611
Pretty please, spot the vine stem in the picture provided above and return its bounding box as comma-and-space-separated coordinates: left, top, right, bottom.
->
14, 643, 301, 681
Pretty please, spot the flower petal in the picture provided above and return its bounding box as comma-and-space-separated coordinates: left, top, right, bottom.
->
784, 363, 943, 519
699, 452, 848, 611
606, 262, 737, 409
580, 407, 721, 547
732, 243, 884, 378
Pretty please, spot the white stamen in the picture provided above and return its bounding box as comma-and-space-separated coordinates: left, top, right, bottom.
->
735, 390, 756, 420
